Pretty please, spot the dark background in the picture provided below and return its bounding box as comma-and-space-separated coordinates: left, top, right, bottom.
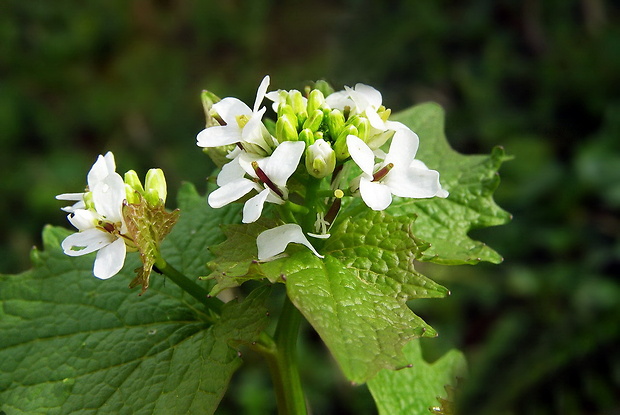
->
1, 1, 619, 413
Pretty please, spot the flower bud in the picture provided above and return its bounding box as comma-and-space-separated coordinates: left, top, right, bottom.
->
348, 116, 370, 142
313, 80, 335, 98
124, 170, 144, 204
326, 109, 345, 141
201, 90, 222, 127
276, 114, 299, 142
287, 90, 307, 120
334, 126, 358, 161
278, 104, 299, 127
144, 168, 167, 206
307, 89, 325, 114
299, 128, 315, 146
303, 109, 324, 132
305, 139, 336, 178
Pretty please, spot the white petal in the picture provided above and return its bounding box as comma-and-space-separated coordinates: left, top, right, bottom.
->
354, 83, 383, 108
386, 161, 448, 199
62, 228, 114, 257
347, 135, 375, 175
384, 127, 419, 167
253, 75, 270, 113
325, 89, 352, 110
359, 178, 392, 210
93, 238, 126, 279
365, 109, 386, 130
67, 209, 99, 230
87, 153, 116, 189
208, 178, 256, 208
217, 157, 246, 186
212, 97, 251, 124
257, 224, 323, 260
91, 173, 125, 222
56, 192, 85, 201
242, 188, 271, 223
263, 141, 305, 187
196, 125, 241, 148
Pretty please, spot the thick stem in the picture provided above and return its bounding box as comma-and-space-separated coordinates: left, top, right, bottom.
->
154, 257, 223, 315
254, 295, 307, 415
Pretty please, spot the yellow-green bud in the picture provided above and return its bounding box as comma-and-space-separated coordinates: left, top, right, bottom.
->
326, 109, 345, 141
124, 170, 144, 193
287, 90, 307, 119
276, 114, 299, 142
144, 168, 167, 206
303, 109, 324, 132
201, 90, 222, 127
313, 80, 335, 97
299, 128, 315, 146
278, 104, 299, 127
334, 125, 359, 161
305, 139, 336, 179
348, 116, 370, 142
307, 89, 325, 114
125, 184, 141, 204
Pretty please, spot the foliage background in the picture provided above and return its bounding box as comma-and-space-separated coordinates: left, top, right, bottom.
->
1, 1, 619, 413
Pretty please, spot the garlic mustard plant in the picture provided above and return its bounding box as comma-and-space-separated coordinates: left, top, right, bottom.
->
6, 75, 510, 415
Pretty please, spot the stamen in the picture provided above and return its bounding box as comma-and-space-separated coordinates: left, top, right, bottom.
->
251, 161, 284, 198
324, 192, 342, 225
372, 162, 394, 182
213, 114, 226, 126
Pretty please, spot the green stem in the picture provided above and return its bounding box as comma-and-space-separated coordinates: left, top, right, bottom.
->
154, 257, 223, 315
253, 295, 307, 415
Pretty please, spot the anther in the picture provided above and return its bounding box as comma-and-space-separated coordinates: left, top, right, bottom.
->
251, 161, 284, 198
372, 163, 394, 182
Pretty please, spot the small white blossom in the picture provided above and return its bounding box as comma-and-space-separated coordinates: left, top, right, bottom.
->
208, 141, 306, 223
58, 152, 128, 280
257, 223, 323, 261
347, 128, 448, 211
196, 75, 277, 156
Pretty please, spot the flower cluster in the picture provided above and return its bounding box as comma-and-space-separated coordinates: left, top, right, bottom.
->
197, 76, 448, 260
56, 152, 177, 289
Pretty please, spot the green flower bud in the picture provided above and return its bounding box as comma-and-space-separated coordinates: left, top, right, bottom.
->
201, 90, 222, 127
334, 125, 359, 161
276, 114, 299, 142
313, 80, 335, 97
305, 139, 336, 178
303, 109, 324, 132
124, 170, 144, 193
287, 90, 307, 119
278, 104, 299, 127
307, 89, 325, 114
348, 116, 370, 142
326, 109, 345, 142
144, 168, 167, 206
299, 128, 315, 146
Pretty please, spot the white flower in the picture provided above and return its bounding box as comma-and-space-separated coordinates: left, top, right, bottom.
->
257, 223, 323, 261
305, 138, 336, 178
208, 141, 306, 223
347, 128, 448, 211
326, 83, 385, 130
196, 75, 278, 156
56, 151, 118, 212
58, 153, 128, 279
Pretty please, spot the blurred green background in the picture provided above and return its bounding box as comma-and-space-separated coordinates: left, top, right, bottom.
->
2, 1, 619, 413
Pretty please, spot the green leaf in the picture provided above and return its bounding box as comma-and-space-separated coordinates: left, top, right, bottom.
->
325, 210, 449, 300
205, 218, 279, 295
0, 184, 267, 414
283, 252, 436, 384
367, 340, 467, 415
389, 103, 511, 264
